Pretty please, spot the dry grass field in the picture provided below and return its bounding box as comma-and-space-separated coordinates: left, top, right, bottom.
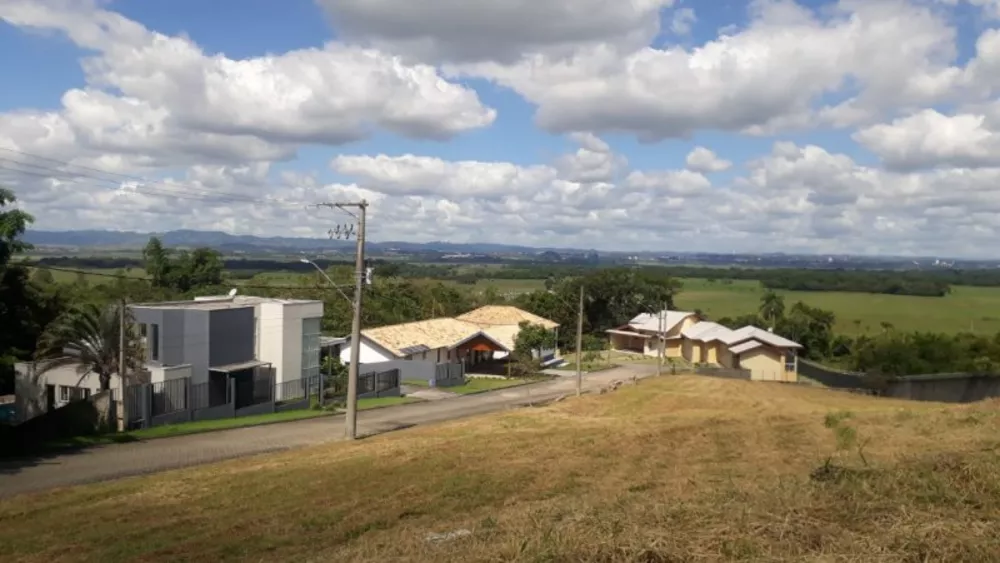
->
2, 376, 999, 562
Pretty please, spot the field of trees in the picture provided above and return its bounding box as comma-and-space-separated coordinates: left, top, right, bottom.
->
22, 265, 1000, 336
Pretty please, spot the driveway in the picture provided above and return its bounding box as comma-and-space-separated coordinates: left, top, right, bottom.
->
0, 364, 656, 498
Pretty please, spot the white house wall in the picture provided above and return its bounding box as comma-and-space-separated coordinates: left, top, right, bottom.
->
13, 363, 118, 423
340, 338, 395, 364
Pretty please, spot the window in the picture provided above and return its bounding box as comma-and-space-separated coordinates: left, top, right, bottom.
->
150, 324, 160, 361
784, 351, 797, 372
59, 386, 70, 402
301, 318, 321, 380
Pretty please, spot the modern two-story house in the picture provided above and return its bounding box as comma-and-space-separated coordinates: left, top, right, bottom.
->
13, 294, 323, 423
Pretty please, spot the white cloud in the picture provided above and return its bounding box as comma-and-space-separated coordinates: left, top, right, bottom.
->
6, 0, 1000, 258
453, 0, 961, 139
669, 7, 696, 35
316, 0, 674, 63
0, 0, 495, 169
685, 147, 732, 173
854, 108, 1000, 170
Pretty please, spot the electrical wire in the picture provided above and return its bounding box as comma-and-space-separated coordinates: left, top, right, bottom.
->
0, 147, 311, 208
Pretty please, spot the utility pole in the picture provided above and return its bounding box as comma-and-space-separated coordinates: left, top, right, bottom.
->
118, 298, 127, 432
576, 284, 584, 397
316, 200, 368, 440
656, 305, 664, 377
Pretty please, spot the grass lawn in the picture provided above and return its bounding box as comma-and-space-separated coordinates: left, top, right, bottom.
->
51, 409, 334, 448
676, 277, 1000, 335
4, 377, 999, 561
558, 350, 675, 372
402, 379, 430, 388
446, 376, 548, 395
354, 396, 423, 410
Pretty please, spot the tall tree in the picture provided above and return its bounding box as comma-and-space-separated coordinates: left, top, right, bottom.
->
0, 187, 32, 268
759, 290, 785, 329
142, 237, 171, 288
0, 187, 39, 393
34, 303, 144, 391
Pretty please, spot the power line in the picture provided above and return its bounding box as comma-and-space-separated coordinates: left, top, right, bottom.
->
0, 147, 310, 208
20, 263, 358, 292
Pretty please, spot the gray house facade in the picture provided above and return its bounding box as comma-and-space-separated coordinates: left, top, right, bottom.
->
131, 301, 259, 385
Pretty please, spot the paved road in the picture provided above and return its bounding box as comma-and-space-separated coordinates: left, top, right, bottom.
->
0, 364, 655, 498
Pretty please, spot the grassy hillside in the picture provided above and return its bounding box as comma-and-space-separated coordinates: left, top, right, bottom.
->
676, 278, 1000, 335
2, 376, 998, 562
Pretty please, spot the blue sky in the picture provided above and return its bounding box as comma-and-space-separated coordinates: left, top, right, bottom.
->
2, 0, 1000, 257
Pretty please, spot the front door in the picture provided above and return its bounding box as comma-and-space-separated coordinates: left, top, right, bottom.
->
45, 384, 56, 412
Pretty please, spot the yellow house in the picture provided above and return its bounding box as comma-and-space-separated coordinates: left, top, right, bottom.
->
719, 326, 802, 382
680, 321, 734, 364
606, 310, 699, 358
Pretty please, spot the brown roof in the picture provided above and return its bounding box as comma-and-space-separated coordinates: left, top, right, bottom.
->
455, 306, 559, 329
363, 318, 484, 357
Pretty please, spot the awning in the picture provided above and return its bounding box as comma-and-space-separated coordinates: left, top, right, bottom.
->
210, 359, 270, 373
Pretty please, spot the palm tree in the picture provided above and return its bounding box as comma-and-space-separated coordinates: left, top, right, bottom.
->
34, 302, 145, 391
758, 291, 785, 329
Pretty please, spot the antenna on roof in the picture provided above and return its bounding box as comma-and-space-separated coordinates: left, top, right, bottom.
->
228, 288, 238, 299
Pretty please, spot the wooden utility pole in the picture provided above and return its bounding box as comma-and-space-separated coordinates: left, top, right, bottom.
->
316, 200, 368, 440
576, 284, 584, 397
656, 306, 664, 377
118, 298, 127, 432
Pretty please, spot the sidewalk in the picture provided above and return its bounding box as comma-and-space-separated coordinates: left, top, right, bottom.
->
0, 365, 656, 498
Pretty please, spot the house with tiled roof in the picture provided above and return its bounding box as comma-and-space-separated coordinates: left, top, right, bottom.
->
338, 306, 560, 369
607, 310, 802, 382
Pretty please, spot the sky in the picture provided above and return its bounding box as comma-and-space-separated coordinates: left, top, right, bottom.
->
2, 0, 1000, 257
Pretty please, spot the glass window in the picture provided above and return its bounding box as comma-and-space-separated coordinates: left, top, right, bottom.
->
59, 386, 70, 402
151, 324, 160, 361
784, 350, 796, 371
301, 318, 321, 380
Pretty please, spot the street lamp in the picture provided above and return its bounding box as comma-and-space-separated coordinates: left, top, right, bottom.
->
299, 258, 352, 305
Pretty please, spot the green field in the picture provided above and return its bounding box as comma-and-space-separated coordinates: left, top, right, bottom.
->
676, 278, 1000, 336
26, 266, 1000, 336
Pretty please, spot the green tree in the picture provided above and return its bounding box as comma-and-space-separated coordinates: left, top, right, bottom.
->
142, 237, 171, 288
759, 290, 785, 328
513, 321, 555, 358
34, 302, 145, 391
0, 187, 38, 393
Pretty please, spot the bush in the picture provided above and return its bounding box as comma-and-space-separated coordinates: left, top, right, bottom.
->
581, 334, 606, 352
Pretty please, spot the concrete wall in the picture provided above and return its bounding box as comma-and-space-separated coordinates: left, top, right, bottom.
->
208, 307, 255, 367
180, 310, 210, 384
883, 374, 1000, 403
798, 359, 865, 388
365, 359, 436, 382
13, 362, 120, 423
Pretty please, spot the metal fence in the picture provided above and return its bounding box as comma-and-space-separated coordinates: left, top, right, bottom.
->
358, 368, 400, 397
151, 378, 188, 416
276, 377, 312, 404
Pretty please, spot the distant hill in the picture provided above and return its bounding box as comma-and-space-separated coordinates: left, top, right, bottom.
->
22, 229, 583, 255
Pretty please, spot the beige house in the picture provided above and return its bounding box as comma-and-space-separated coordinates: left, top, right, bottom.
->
341, 306, 561, 367
607, 310, 699, 358
715, 326, 802, 382
608, 310, 802, 382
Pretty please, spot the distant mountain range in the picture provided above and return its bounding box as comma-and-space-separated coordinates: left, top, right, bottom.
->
23, 229, 588, 255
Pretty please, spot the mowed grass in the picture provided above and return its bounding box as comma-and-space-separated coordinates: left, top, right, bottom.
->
3, 376, 1000, 562
676, 277, 1000, 335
